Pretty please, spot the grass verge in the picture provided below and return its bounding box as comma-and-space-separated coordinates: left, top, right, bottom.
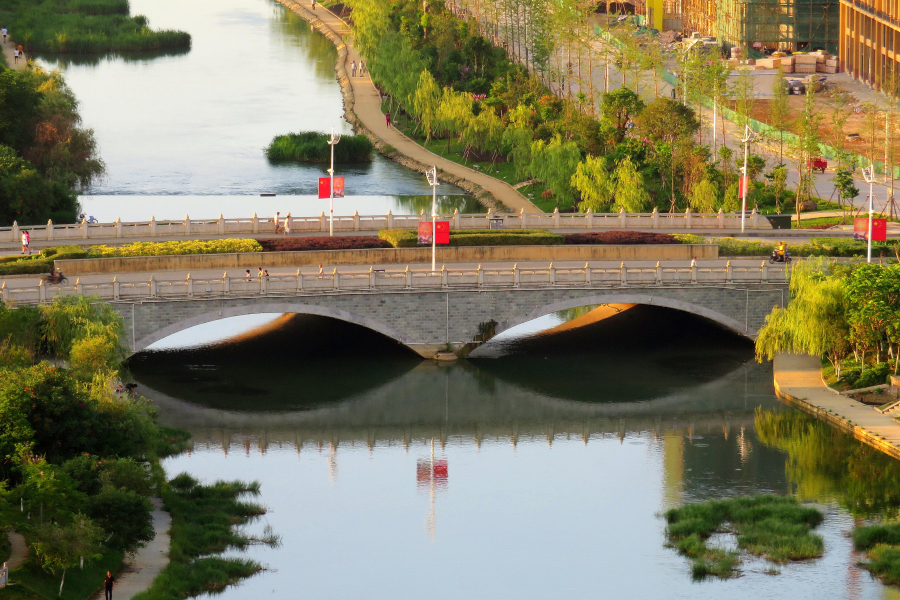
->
665, 495, 824, 579
0, 550, 123, 600
130, 474, 280, 600
855, 523, 900, 585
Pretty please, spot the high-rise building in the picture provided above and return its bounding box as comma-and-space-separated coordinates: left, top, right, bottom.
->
840, 0, 900, 89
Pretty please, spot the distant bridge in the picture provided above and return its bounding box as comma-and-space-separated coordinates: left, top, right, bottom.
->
4, 261, 788, 357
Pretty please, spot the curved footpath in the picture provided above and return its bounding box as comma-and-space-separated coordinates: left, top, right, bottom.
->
276, 0, 540, 214
773, 353, 900, 460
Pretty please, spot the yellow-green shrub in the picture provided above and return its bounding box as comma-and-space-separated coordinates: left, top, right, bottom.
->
87, 239, 262, 257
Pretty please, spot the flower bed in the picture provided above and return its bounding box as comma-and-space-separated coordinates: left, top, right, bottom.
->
378, 229, 564, 248
257, 237, 392, 252
563, 231, 679, 245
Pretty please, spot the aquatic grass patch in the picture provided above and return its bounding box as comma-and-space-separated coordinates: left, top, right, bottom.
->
0, 0, 191, 54
265, 131, 374, 163
378, 228, 563, 248
854, 524, 900, 585
665, 495, 824, 579
131, 474, 280, 600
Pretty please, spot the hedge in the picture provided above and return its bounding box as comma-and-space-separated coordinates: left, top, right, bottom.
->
378, 229, 565, 247
257, 237, 392, 252
713, 237, 900, 258
0, 246, 89, 276
87, 239, 262, 257
563, 231, 679, 245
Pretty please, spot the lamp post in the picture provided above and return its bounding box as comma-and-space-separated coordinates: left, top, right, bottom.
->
861, 164, 876, 263
327, 127, 341, 236
425, 166, 439, 272
740, 123, 755, 234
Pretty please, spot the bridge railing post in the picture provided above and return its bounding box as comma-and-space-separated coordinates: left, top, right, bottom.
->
761, 260, 768, 282
75, 278, 83, 295
651, 207, 659, 229
387, 210, 394, 229
186, 273, 193, 298
150, 215, 157, 237
726, 260, 733, 283
656, 261, 662, 285
81, 217, 88, 240
405, 265, 412, 289
520, 208, 527, 229
619, 207, 626, 228
476, 264, 483, 287
333, 268, 340, 291
297, 269, 303, 291
620, 262, 627, 286
261, 273, 268, 294
47, 220, 54, 242
113, 277, 120, 300
39, 280, 46, 303
353, 211, 360, 231
586, 208, 593, 229
453, 208, 460, 230
184, 215, 191, 236
718, 208, 725, 229
549, 262, 556, 285
252, 212, 259, 234
691, 261, 697, 283
513, 263, 520, 287
223, 272, 230, 294
11, 221, 18, 244
0, 282, 6, 304
218, 214, 225, 235
584, 262, 591, 285
150, 275, 157, 298
684, 208, 692, 230
441, 264, 448, 288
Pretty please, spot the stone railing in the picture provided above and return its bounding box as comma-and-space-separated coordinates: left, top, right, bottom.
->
3, 208, 773, 243
4, 261, 788, 305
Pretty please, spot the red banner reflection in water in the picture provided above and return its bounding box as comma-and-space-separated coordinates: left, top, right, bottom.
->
416, 458, 448, 489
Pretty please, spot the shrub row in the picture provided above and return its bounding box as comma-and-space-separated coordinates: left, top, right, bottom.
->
563, 231, 679, 245
713, 237, 900, 258
0, 246, 88, 275
87, 239, 262, 258
378, 229, 564, 247
257, 237, 391, 252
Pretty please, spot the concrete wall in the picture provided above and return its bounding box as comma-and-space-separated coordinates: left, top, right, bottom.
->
59, 244, 718, 275
111, 282, 786, 358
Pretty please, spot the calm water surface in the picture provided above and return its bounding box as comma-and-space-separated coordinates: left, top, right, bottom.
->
130, 308, 900, 599
37, 0, 477, 219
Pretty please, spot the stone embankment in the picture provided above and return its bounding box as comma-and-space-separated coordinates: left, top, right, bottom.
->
773, 353, 900, 461
274, 0, 539, 213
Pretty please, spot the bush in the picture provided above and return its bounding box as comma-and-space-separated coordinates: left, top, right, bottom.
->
563, 231, 679, 245
0, 246, 87, 275
87, 487, 154, 551
378, 228, 564, 247
265, 131, 374, 162
257, 236, 391, 252
853, 363, 891, 389
87, 239, 262, 258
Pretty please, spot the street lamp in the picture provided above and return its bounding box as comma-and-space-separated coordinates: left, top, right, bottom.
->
425, 166, 439, 272
861, 164, 876, 263
740, 123, 756, 234
327, 127, 341, 237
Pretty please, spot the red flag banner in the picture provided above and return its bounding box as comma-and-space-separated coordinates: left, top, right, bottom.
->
738, 176, 749, 198
854, 218, 887, 242
317, 177, 345, 199
435, 221, 450, 244
417, 222, 433, 245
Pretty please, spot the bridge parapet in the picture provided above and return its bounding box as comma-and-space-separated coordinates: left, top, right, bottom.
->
3, 207, 773, 244
2, 261, 788, 305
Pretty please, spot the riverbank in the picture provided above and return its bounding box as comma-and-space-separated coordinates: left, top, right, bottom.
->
772, 353, 900, 461
274, 0, 540, 214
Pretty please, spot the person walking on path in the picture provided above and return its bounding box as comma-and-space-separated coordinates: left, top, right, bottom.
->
21, 231, 30, 254
360, 60, 366, 75
13, 48, 18, 64
350, 60, 357, 77
284, 214, 291, 235
103, 571, 115, 600
274, 211, 282, 233
257, 267, 264, 280
385, 112, 392, 128
311, 0, 316, 9
245, 269, 252, 281
318, 264, 324, 275
1, 28, 7, 42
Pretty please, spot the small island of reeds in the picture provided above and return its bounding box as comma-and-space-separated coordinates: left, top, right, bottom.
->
0, 0, 192, 54
265, 131, 374, 163
665, 495, 824, 579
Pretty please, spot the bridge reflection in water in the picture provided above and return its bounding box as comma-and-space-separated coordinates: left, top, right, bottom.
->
130, 303, 790, 501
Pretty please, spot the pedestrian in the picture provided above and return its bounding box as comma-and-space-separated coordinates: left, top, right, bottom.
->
690, 256, 697, 268
16, 45, 23, 61
318, 264, 324, 275
263, 269, 270, 280
13, 48, 18, 64
360, 60, 366, 74
21, 230, 30, 254
350, 60, 357, 77
311, 0, 316, 8
245, 269, 252, 281
257, 267, 264, 280
274, 211, 282, 234
1, 28, 6, 42
284, 214, 291, 235
385, 112, 392, 128
103, 571, 115, 600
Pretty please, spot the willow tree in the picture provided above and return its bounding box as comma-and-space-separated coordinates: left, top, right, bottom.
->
435, 88, 473, 150
530, 136, 580, 209
755, 258, 852, 378
612, 156, 651, 212
412, 70, 441, 142
689, 179, 719, 213
571, 155, 614, 211
463, 108, 505, 162
769, 63, 791, 164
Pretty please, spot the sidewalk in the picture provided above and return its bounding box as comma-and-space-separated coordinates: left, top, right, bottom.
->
773, 353, 900, 461
277, 0, 540, 214
5, 531, 28, 571
0, 36, 25, 71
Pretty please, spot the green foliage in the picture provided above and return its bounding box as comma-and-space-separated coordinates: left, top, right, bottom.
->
378, 228, 564, 247
635, 97, 699, 144
0, 0, 191, 54
571, 155, 614, 212
530, 136, 580, 208
87, 239, 262, 258
612, 156, 651, 212
264, 132, 374, 163
689, 179, 719, 213
30, 516, 104, 596
6, 547, 123, 600
600, 88, 645, 143
87, 487, 153, 551
665, 495, 824, 578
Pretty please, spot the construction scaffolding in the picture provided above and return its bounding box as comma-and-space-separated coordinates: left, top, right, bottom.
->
681, 0, 838, 53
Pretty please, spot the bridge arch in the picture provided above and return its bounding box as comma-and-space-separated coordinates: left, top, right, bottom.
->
493, 293, 753, 340
131, 302, 414, 354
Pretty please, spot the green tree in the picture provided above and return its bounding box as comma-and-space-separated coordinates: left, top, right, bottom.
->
690, 179, 720, 213
30, 516, 104, 596
87, 487, 154, 551
612, 156, 651, 212
768, 64, 791, 164
832, 167, 859, 212
600, 88, 645, 144
435, 88, 473, 150
571, 155, 614, 211
792, 89, 822, 224
411, 70, 441, 142
635, 97, 700, 145
732, 66, 755, 130
530, 136, 581, 209
462, 109, 504, 162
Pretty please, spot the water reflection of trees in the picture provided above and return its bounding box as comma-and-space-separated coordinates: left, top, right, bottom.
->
391, 195, 486, 214
756, 409, 900, 517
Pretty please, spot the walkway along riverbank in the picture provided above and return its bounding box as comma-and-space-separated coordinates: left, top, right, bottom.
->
274, 0, 540, 214
773, 353, 900, 461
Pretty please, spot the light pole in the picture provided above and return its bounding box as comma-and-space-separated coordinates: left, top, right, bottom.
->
740, 123, 755, 234
426, 166, 439, 272
327, 127, 341, 236
862, 164, 876, 263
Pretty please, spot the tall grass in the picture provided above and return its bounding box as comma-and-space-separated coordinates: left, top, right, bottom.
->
265, 131, 374, 163
0, 0, 191, 54
665, 495, 824, 579
855, 523, 900, 585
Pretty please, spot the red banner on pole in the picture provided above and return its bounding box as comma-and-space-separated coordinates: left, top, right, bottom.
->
738, 176, 749, 198
417, 222, 450, 244
854, 218, 887, 241
317, 177, 345, 199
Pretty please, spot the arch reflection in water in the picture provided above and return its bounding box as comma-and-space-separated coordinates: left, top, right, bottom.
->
136, 310, 891, 598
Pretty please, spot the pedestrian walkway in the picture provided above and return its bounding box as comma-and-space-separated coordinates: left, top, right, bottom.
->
5, 531, 28, 571
276, 0, 540, 213
0, 35, 25, 71
773, 353, 900, 461
89, 498, 170, 600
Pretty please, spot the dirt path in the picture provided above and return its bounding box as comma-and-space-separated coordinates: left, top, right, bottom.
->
276, 0, 540, 213
5, 531, 28, 571
0, 35, 26, 71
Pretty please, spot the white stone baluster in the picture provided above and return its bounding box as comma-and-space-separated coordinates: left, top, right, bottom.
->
552, 208, 560, 229
150, 275, 157, 297
620, 262, 627, 286
476, 264, 483, 287
761, 260, 768, 282
726, 260, 733, 283
223, 272, 230, 294
39, 280, 46, 303
549, 262, 556, 285
82, 217, 88, 239
387, 210, 394, 229
405, 265, 412, 288
584, 262, 591, 285
441, 264, 448, 288
218, 214, 225, 235
353, 211, 360, 231
113, 276, 120, 300
186, 273, 193, 297
651, 207, 659, 229
11, 221, 18, 244
47, 220, 54, 241
656, 261, 662, 285
521, 208, 527, 229
586, 208, 593, 229
684, 208, 692, 230
333, 268, 339, 291
718, 208, 725, 229
453, 208, 460, 230
513, 263, 520, 287
150, 215, 157, 237
618, 207, 626, 228
297, 269, 303, 291
369, 266, 376, 289
252, 213, 259, 234
184, 215, 191, 236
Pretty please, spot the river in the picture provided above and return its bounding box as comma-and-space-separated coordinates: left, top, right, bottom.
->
129, 306, 900, 599
37, 0, 482, 221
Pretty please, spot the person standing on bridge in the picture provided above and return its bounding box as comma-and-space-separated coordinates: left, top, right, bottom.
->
246, 269, 252, 281
274, 211, 282, 234
284, 214, 291, 235
21, 230, 30, 254
350, 60, 357, 77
